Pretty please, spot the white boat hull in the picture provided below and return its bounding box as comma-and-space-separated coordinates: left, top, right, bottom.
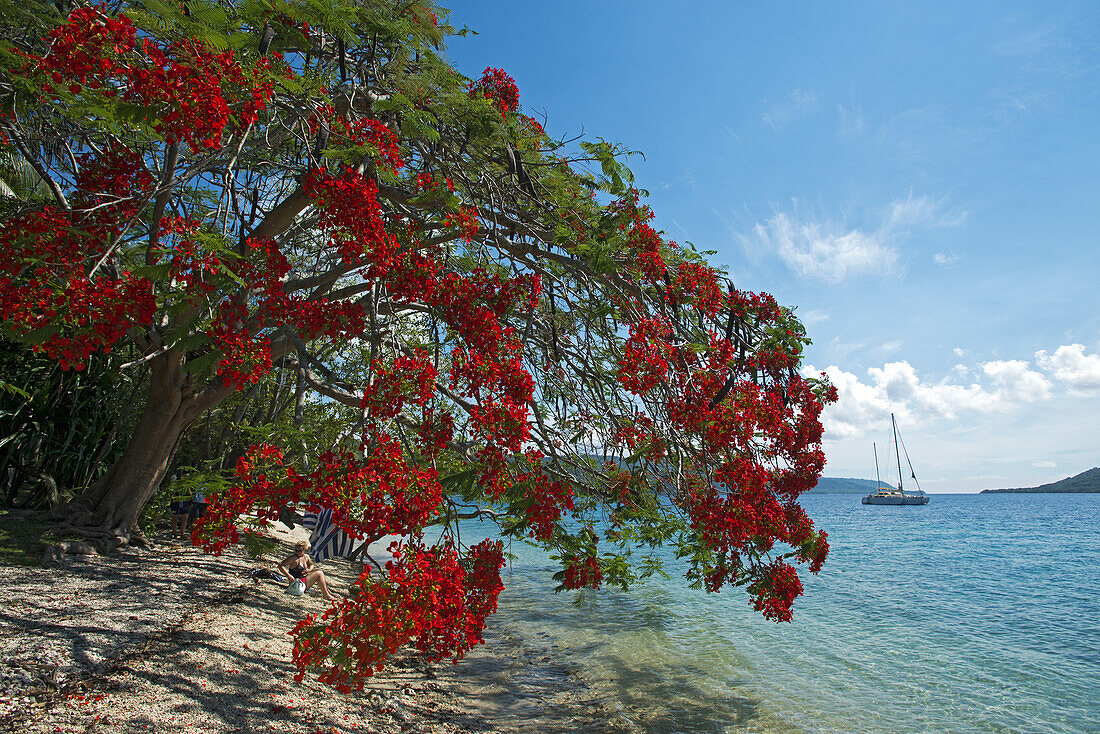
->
861, 494, 930, 505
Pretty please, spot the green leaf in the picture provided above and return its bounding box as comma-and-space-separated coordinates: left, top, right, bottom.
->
0, 382, 31, 400
171, 331, 210, 353
182, 350, 220, 376
21, 324, 60, 346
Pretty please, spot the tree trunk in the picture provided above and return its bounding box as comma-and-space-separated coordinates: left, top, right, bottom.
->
54, 349, 233, 544
89, 383, 187, 535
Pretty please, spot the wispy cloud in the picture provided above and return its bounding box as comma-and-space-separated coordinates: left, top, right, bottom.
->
762, 87, 820, 131
741, 194, 966, 283
743, 212, 896, 282
837, 102, 864, 135
988, 87, 1060, 119
798, 308, 829, 326
933, 252, 961, 265
670, 218, 691, 239
992, 16, 1066, 57
660, 166, 696, 191
829, 336, 871, 359
888, 192, 968, 230
1031, 460, 1057, 468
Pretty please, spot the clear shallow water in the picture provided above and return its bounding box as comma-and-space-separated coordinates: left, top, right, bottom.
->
459, 494, 1100, 733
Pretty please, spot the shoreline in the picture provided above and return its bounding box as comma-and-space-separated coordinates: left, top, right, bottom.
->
0, 521, 630, 734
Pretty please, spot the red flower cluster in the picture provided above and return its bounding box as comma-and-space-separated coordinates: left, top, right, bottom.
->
414, 171, 455, 194
468, 67, 519, 117
560, 552, 603, 590
305, 166, 395, 267
210, 328, 272, 389
444, 205, 480, 242
72, 143, 155, 233
312, 107, 404, 174
608, 263, 836, 620
159, 218, 221, 297
290, 539, 505, 692
519, 114, 545, 138
617, 317, 672, 394
609, 190, 675, 284
0, 204, 156, 371
199, 435, 444, 551
23, 6, 280, 152
667, 262, 723, 317
294, 441, 443, 540
747, 559, 804, 623
518, 462, 575, 541
360, 352, 437, 421
196, 444, 287, 552
416, 408, 455, 456
610, 414, 666, 461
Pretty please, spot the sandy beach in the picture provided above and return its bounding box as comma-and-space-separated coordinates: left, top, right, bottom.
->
0, 516, 631, 734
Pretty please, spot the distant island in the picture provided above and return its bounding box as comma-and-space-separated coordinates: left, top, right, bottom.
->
980, 467, 1100, 493
809, 477, 895, 494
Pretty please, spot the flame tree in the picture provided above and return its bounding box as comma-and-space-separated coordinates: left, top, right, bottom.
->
0, 0, 835, 688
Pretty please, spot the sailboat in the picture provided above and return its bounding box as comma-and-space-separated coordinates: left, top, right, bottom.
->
862, 414, 930, 505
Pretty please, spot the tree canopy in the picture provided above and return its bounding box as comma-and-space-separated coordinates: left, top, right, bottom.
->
0, 0, 835, 690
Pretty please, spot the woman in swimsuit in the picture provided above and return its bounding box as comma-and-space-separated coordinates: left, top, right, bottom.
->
278, 541, 338, 602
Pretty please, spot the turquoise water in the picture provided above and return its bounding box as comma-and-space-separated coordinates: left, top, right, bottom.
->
457, 494, 1100, 733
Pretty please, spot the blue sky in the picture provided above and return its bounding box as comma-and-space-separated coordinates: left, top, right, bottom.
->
445, 1, 1100, 492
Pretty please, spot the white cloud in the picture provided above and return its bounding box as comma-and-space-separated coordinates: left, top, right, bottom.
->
982, 359, 1051, 402
837, 102, 864, 135
1031, 460, 1056, 468
888, 192, 968, 230
953, 347, 968, 357
934, 252, 961, 265
744, 212, 897, 282
762, 87, 820, 130
670, 218, 690, 239
828, 336, 871, 359
742, 194, 965, 283
1036, 343, 1100, 391
798, 308, 829, 326
660, 166, 696, 191
807, 357, 1053, 439
887, 193, 939, 229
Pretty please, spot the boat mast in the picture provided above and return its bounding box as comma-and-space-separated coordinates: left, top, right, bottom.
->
892, 413, 904, 494
874, 442, 882, 489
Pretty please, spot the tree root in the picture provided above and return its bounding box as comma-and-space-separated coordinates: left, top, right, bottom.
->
40, 521, 144, 565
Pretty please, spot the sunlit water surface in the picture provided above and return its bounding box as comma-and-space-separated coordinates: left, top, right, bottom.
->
454, 494, 1100, 733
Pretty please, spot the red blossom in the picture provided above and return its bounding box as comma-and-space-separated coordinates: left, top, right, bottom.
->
21, 6, 281, 153
468, 67, 519, 117
290, 539, 505, 692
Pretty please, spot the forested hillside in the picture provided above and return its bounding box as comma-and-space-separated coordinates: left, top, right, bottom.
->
981, 467, 1100, 493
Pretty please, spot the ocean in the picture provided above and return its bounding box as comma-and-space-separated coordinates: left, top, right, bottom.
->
449, 493, 1100, 733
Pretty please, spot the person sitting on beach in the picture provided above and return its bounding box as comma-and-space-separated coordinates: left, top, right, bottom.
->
278, 541, 338, 602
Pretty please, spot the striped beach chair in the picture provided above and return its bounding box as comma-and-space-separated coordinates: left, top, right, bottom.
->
301, 508, 363, 562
